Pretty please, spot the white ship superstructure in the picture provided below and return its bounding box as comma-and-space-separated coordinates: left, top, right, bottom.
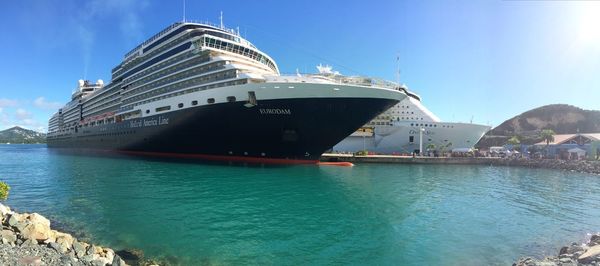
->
325, 68, 490, 154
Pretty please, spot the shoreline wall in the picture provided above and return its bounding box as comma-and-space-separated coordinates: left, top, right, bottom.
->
320, 154, 600, 175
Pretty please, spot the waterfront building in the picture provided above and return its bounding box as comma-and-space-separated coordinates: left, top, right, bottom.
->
534, 133, 600, 160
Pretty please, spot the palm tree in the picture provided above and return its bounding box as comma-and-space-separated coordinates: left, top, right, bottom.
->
540, 129, 555, 146
540, 129, 555, 158
426, 143, 436, 157
426, 143, 436, 151
507, 136, 520, 151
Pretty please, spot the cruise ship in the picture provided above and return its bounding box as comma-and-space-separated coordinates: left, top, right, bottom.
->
46, 21, 406, 164
320, 67, 490, 154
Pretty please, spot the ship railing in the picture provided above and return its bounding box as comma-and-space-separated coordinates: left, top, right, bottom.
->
124, 22, 183, 59
274, 73, 400, 89
185, 20, 240, 36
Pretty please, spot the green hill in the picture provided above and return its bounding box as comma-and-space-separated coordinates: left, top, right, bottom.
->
0, 126, 46, 144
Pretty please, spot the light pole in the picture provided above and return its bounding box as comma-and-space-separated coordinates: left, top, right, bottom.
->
363, 135, 366, 153
419, 127, 424, 156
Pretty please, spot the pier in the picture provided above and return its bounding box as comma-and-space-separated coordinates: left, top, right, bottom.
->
320, 153, 600, 174
320, 153, 501, 165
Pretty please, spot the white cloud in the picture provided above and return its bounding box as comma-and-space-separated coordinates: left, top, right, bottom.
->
15, 108, 32, 120
33, 97, 62, 110
0, 98, 18, 108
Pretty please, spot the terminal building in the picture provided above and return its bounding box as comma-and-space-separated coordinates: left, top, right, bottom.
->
534, 133, 600, 160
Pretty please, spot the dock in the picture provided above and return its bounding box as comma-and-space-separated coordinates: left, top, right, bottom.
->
320, 153, 502, 165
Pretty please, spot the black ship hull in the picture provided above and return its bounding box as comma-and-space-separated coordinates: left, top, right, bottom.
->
47, 97, 397, 164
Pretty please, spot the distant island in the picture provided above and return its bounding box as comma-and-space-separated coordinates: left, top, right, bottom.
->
0, 126, 46, 144
477, 104, 600, 148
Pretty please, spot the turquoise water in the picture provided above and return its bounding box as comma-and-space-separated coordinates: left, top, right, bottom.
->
2, 144, 600, 265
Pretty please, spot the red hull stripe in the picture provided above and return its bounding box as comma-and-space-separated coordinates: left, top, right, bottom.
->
317, 162, 354, 167
118, 150, 319, 165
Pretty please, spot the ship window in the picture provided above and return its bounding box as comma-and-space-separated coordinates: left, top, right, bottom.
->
146, 110, 150, 114
192, 100, 198, 106
156, 106, 171, 112
409, 136, 414, 143
207, 98, 215, 104
178, 103, 184, 108
227, 96, 236, 102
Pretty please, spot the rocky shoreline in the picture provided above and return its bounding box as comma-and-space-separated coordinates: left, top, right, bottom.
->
514, 234, 600, 266
0, 203, 129, 266
492, 158, 600, 175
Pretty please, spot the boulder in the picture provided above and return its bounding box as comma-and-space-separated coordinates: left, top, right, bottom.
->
81, 254, 100, 263
0, 203, 11, 217
112, 255, 129, 266
55, 231, 75, 246
48, 241, 68, 253
21, 238, 36, 246
73, 241, 87, 258
20, 222, 52, 241
93, 245, 104, 255
104, 248, 115, 262
92, 257, 111, 266
558, 246, 569, 255
7, 213, 22, 227
25, 213, 50, 228
578, 244, 600, 263
590, 235, 600, 246
1, 229, 17, 244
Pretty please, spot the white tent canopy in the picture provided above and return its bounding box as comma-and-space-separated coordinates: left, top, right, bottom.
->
452, 148, 472, 153
568, 147, 586, 156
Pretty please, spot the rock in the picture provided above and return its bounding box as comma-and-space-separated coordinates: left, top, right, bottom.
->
73, 241, 87, 258
87, 244, 97, 255
559, 257, 572, 263
591, 235, 600, 245
20, 222, 52, 241
25, 213, 51, 228
112, 255, 129, 266
81, 253, 100, 263
56, 232, 75, 248
1, 229, 17, 244
559, 246, 569, 256
104, 248, 115, 262
92, 257, 112, 266
0, 203, 11, 217
48, 241, 68, 253
21, 238, 36, 246
7, 213, 21, 227
578, 244, 600, 263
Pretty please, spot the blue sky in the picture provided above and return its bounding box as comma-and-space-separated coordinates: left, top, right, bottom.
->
1, 0, 599, 132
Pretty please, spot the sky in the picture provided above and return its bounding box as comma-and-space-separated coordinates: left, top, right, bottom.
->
0, 0, 599, 132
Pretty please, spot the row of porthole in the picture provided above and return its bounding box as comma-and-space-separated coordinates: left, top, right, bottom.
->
228, 151, 267, 157
147, 96, 237, 114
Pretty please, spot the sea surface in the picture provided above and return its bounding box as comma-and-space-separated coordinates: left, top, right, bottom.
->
2, 144, 600, 265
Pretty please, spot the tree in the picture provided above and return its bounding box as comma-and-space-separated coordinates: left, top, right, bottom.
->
0, 181, 9, 201
507, 136, 520, 151
540, 129, 555, 146
426, 143, 436, 151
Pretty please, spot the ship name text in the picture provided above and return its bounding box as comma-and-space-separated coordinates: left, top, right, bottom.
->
129, 116, 170, 128
259, 108, 292, 115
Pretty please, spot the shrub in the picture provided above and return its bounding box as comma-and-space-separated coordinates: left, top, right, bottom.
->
0, 181, 10, 201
